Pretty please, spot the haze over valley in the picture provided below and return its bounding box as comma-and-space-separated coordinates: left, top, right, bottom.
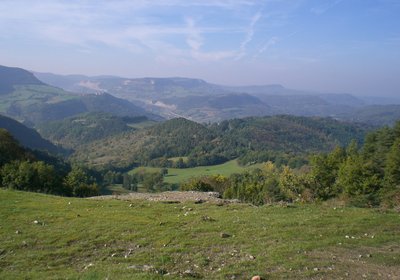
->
1, 1, 400, 279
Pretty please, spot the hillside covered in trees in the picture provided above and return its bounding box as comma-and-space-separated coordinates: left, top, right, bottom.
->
71, 115, 369, 169
0, 128, 100, 197
36, 113, 152, 149
181, 121, 400, 208
0, 114, 63, 154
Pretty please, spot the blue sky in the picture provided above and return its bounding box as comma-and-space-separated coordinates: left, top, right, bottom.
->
1, 0, 399, 96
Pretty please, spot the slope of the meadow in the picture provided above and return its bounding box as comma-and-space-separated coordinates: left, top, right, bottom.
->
0, 189, 399, 279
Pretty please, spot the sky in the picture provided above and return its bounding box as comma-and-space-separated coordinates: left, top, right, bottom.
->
1, 0, 400, 96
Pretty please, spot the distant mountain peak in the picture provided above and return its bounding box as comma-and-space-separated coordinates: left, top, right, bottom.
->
0, 65, 44, 94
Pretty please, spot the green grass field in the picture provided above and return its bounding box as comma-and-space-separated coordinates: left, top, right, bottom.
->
131, 160, 264, 184
1, 189, 399, 279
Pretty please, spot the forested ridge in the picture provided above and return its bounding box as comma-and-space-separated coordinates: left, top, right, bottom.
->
181, 121, 400, 208
71, 115, 369, 169
36, 112, 142, 148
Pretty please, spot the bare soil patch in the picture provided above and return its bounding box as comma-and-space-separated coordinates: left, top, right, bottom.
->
89, 191, 238, 204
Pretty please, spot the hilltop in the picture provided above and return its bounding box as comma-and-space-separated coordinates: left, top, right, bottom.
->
71, 115, 369, 169
0, 65, 44, 94
36, 112, 154, 149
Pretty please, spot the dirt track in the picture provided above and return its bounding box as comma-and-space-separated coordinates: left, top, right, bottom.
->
89, 191, 239, 204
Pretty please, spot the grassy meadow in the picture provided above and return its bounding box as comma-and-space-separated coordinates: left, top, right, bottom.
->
1, 188, 399, 279
131, 160, 264, 184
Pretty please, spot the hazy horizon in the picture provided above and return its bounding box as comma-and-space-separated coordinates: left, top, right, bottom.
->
1, 0, 400, 96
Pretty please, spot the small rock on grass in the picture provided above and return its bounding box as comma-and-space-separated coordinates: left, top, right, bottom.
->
220, 232, 231, 238
251, 276, 262, 280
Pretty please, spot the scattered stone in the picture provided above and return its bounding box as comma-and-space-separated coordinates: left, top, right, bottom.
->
251, 276, 262, 280
33, 220, 40, 224
201, 215, 215, 222
15, 230, 21, 234
366, 254, 372, 258
84, 263, 94, 270
249, 255, 256, 260
313, 267, 319, 271
194, 199, 204, 204
220, 232, 231, 238
127, 264, 153, 271
111, 253, 117, 257
182, 269, 200, 278
129, 204, 133, 207
68, 202, 71, 205
362, 273, 367, 278
156, 268, 168, 275
161, 200, 180, 204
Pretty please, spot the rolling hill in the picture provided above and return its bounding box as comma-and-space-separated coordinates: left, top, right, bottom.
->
36, 112, 153, 149
71, 115, 369, 169
0, 65, 162, 125
34, 71, 399, 124
340, 105, 400, 126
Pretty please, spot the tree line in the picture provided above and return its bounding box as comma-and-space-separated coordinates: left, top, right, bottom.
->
0, 128, 100, 197
181, 121, 400, 208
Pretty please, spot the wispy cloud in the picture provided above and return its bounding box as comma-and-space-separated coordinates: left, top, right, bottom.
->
236, 11, 262, 59
185, 17, 203, 53
0, 0, 311, 63
310, 0, 343, 15
257, 36, 279, 56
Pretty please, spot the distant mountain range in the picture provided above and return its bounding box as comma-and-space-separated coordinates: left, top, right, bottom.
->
0, 65, 162, 126
0, 64, 399, 127
34, 71, 400, 124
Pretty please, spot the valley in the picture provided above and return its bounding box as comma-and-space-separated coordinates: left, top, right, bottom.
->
2, 1, 400, 279
131, 160, 263, 184
1, 64, 400, 279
